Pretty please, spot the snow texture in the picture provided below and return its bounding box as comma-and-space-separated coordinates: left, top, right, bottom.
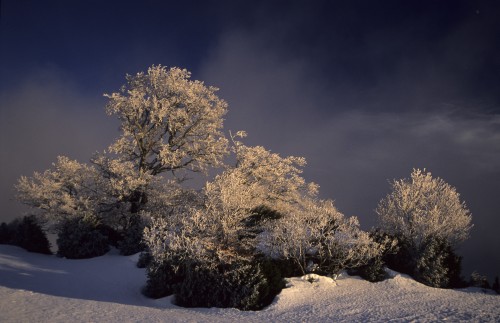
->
0, 245, 498, 322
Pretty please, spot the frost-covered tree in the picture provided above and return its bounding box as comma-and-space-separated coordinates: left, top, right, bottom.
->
261, 197, 386, 275
16, 65, 229, 255
99, 65, 228, 250
376, 169, 472, 288
376, 169, 472, 249
104, 65, 228, 178
200, 131, 318, 252
16, 156, 101, 229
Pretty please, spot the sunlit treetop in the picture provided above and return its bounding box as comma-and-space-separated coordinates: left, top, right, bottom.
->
104, 65, 228, 177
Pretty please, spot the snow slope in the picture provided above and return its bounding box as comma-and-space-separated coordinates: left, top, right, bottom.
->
0, 245, 498, 322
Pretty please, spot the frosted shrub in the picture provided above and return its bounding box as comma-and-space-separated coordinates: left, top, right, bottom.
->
377, 169, 472, 288
350, 230, 397, 282
16, 156, 101, 229
261, 198, 386, 276
376, 169, 472, 249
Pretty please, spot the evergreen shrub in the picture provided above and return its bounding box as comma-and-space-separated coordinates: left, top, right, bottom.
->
57, 215, 109, 259
175, 258, 275, 311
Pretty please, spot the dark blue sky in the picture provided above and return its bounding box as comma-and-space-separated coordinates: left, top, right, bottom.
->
1, 0, 500, 280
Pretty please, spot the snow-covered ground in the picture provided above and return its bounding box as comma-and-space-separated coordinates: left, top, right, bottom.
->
0, 245, 498, 322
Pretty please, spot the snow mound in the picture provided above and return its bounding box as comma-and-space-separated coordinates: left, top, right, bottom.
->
1, 245, 499, 322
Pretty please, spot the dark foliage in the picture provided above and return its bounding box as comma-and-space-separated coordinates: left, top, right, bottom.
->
0, 222, 11, 244
255, 257, 287, 307
469, 271, 491, 289
384, 236, 415, 276
266, 257, 304, 278
137, 250, 153, 268
238, 205, 283, 245
384, 235, 465, 288
97, 224, 122, 248
0, 216, 51, 254
144, 254, 286, 310
143, 257, 185, 299
350, 256, 387, 282
117, 215, 145, 256
349, 230, 397, 282
57, 216, 110, 259
13, 216, 52, 254
445, 247, 467, 288
492, 276, 499, 294
175, 258, 279, 311
414, 237, 452, 288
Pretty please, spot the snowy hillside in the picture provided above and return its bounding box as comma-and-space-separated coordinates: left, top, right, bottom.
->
0, 245, 498, 322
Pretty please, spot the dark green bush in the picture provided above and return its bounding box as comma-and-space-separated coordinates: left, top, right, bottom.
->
255, 257, 287, 307
350, 256, 387, 282
0, 216, 52, 254
137, 250, 153, 268
414, 237, 451, 288
350, 230, 397, 282
384, 235, 465, 288
0, 222, 12, 244
469, 271, 490, 289
492, 276, 499, 294
175, 258, 274, 311
143, 257, 185, 299
13, 216, 52, 254
57, 216, 110, 259
144, 254, 286, 310
117, 215, 145, 256
97, 224, 122, 248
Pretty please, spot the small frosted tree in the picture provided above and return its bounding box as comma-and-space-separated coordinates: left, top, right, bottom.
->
261, 197, 386, 275
376, 169, 472, 287
200, 131, 318, 253
16, 156, 101, 229
376, 168, 472, 248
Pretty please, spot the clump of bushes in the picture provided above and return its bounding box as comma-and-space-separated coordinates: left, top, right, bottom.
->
0, 216, 51, 254
382, 235, 466, 288
175, 258, 272, 310
56, 215, 109, 259
144, 253, 286, 311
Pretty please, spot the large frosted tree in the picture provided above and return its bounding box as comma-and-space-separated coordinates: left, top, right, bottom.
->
16, 65, 229, 254
104, 65, 228, 177
100, 65, 228, 213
